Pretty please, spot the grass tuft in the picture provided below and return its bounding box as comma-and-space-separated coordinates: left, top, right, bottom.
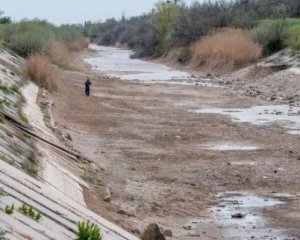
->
192, 28, 262, 69
21, 152, 39, 178
25, 54, 58, 91
76, 221, 102, 240
0, 155, 14, 165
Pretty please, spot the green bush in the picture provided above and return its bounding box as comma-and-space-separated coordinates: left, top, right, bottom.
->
0, 20, 56, 57
0, 20, 85, 57
56, 24, 83, 44
251, 19, 288, 54
76, 221, 102, 240
251, 18, 300, 54
287, 24, 300, 50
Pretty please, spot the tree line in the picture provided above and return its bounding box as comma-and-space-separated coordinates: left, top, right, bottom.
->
82, 0, 300, 57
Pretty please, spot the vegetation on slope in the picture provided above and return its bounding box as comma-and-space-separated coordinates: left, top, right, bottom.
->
0, 12, 88, 90
82, 0, 300, 69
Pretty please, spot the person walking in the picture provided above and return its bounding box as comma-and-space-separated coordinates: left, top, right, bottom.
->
85, 78, 92, 96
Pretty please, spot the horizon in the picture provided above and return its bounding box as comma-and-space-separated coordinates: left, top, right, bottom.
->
1, 0, 195, 25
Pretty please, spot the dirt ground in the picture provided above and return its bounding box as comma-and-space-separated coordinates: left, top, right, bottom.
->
49, 50, 300, 239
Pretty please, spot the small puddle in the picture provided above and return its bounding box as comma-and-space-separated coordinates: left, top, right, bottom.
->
229, 161, 257, 166
200, 142, 258, 151
183, 192, 285, 239
194, 105, 300, 135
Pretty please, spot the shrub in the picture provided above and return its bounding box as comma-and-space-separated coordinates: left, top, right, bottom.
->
1, 20, 56, 57
25, 54, 57, 91
49, 41, 70, 65
287, 24, 300, 50
0, 20, 87, 57
76, 221, 102, 240
192, 28, 262, 67
67, 37, 89, 51
251, 19, 288, 54
19, 204, 42, 221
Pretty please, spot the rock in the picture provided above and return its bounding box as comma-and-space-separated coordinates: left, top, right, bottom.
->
132, 229, 141, 236
183, 225, 192, 230
231, 212, 246, 218
217, 204, 226, 208
65, 133, 72, 141
117, 209, 128, 215
163, 230, 172, 237
270, 95, 277, 101
142, 223, 166, 240
175, 135, 181, 140
41, 88, 48, 97
6, 132, 13, 138
103, 187, 112, 202
116, 209, 135, 217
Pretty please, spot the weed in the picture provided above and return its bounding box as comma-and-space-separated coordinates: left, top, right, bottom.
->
28, 206, 35, 218
5, 204, 14, 215
25, 54, 58, 91
21, 152, 39, 178
0, 83, 10, 95
19, 204, 29, 215
23, 133, 31, 139
0, 98, 10, 108
19, 204, 42, 222
34, 212, 42, 221
17, 106, 28, 124
76, 221, 102, 240
9, 84, 21, 95
0, 155, 14, 165
0, 230, 6, 240
19, 113, 28, 124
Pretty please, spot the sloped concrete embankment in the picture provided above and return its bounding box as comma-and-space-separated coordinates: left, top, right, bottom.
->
0, 48, 139, 240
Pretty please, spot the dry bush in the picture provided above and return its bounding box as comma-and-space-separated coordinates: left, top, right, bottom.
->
67, 37, 89, 51
192, 28, 262, 69
49, 41, 70, 64
25, 54, 58, 91
166, 46, 191, 65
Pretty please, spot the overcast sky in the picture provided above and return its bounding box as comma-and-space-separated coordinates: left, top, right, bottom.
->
1, 0, 195, 25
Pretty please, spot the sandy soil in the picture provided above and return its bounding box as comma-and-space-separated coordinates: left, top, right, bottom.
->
49, 49, 300, 239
